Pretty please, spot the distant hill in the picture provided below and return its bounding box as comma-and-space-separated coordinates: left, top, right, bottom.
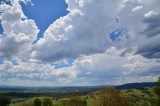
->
0, 82, 157, 91
115, 82, 157, 90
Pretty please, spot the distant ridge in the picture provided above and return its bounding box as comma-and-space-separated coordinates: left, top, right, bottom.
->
0, 82, 157, 91
115, 82, 157, 90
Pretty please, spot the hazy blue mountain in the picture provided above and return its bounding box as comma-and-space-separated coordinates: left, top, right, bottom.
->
0, 82, 157, 92
115, 82, 157, 90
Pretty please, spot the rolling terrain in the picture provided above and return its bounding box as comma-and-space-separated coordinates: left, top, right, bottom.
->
0, 82, 159, 106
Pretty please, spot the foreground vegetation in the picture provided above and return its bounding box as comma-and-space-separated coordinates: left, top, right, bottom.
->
4, 86, 158, 106
0, 78, 160, 106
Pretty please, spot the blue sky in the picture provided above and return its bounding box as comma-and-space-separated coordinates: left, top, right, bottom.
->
0, 0, 71, 67
20, 0, 74, 67
0, 24, 3, 34
21, 0, 68, 39
0, 0, 160, 86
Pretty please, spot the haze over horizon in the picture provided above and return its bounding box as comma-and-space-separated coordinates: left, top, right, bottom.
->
0, 0, 160, 86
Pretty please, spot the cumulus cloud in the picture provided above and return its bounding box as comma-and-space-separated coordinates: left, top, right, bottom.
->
0, 47, 159, 86
114, 0, 160, 59
0, 0, 39, 60
0, 0, 160, 86
31, 0, 160, 62
31, 0, 124, 62
136, 35, 160, 59
0, 60, 77, 85
71, 47, 160, 85
136, 11, 160, 59
143, 11, 160, 37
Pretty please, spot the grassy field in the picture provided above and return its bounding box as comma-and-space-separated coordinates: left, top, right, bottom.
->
122, 87, 159, 106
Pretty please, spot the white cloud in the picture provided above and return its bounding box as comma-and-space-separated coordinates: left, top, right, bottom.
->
132, 5, 143, 12
71, 47, 160, 85
1, 47, 159, 86
0, 0, 160, 86
0, 0, 39, 60
31, 0, 124, 62
144, 11, 159, 18
32, 0, 160, 62
0, 60, 77, 85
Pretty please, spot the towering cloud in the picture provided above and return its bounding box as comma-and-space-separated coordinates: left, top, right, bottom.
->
31, 0, 123, 62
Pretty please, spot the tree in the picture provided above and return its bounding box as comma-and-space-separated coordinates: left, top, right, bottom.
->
34, 98, 41, 106
154, 77, 160, 106
158, 77, 160, 86
58, 100, 68, 106
93, 88, 130, 106
67, 97, 87, 106
154, 86, 160, 96
0, 95, 11, 106
42, 97, 53, 106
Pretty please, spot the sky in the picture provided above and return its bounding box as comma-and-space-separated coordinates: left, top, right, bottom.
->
0, 0, 160, 86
